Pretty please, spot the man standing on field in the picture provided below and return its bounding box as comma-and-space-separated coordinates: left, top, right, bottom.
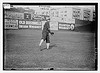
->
39, 18, 54, 51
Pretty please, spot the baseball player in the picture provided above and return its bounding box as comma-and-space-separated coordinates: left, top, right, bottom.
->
39, 18, 54, 51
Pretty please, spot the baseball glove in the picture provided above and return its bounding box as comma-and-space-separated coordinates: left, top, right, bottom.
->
51, 32, 54, 35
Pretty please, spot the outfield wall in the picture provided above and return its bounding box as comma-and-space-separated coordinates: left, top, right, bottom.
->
4, 11, 75, 31
4, 9, 94, 32
75, 19, 95, 32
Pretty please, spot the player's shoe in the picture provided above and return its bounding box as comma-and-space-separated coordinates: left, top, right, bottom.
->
39, 46, 42, 51
47, 48, 49, 50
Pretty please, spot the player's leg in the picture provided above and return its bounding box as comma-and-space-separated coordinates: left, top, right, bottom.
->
39, 32, 46, 47
46, 35, 50, 49
39, 39, 44, 47
46, 43, 50, 49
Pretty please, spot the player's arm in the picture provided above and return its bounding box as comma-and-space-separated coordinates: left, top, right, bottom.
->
47, 25, 54, 35
47, 23, 52, 34
48, 28, 51, 33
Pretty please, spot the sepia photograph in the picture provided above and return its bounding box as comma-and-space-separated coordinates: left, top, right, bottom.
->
3, 3, 98, 71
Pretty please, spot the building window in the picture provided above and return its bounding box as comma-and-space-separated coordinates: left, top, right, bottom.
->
65, 11, 67, 13
64, 14, 67, 17
83, 10, 90, 21
46, 12, 48, 15
42, 12, 44, 15
72, 8, 81, 19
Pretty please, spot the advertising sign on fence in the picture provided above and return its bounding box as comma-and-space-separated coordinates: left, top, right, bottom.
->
29, 25, 41, 28
5, 19, 18, 29
18, 20, 42, 29
19, 25, 29, 28
19, 20, 26, 25
19, 20, 28, 28
26, 20, 42, 29
59, 23, 75, 30
26, 21, 41, 25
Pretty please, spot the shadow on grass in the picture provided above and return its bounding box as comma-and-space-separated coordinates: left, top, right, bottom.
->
49, 44, 57, 49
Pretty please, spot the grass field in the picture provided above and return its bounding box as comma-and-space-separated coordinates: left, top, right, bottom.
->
4, 29, 95, 71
